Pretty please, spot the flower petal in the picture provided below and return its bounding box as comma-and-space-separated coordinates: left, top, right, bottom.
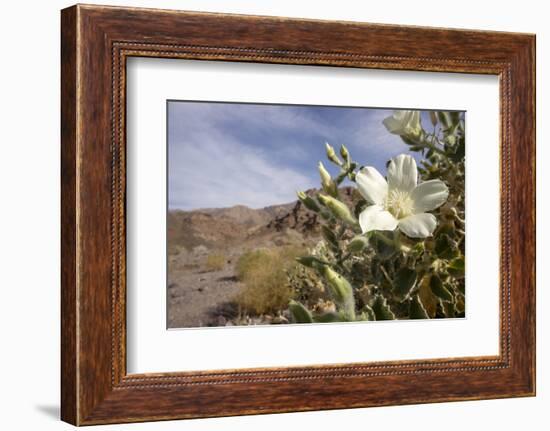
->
359, 205, 398, 234
410, 179, 449, 212
410, 111, 420, 128
382, 113, 405, 134
398, 213, 437, 238
356, 167, 388, 205
387, 154, 418, 192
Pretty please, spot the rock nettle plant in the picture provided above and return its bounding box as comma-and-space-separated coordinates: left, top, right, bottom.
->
289, 110, 465, 323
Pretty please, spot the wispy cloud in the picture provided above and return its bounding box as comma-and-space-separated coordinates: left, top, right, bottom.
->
168, 102, 425, 210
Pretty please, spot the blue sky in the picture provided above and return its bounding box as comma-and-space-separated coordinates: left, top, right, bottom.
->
168, 101, 429, 210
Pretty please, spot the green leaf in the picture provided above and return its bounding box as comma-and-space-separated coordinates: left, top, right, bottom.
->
362, 305, 376, 321
418, 276, 438, 318
441, 300, 457, 318
429, 275, 453, 302
393, 268, 417, 300
314, 312, 343, 323
372, 295, 396, 320
449, 136, 465, 162
447, 256, 465, 278
409, 295, 429, 319
288, 301, 313, 324
435, 234, 459, 260
457, 280, 465, 295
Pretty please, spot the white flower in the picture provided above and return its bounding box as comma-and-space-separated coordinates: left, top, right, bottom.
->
383, 110, 422, 138
356, 154, 449, 238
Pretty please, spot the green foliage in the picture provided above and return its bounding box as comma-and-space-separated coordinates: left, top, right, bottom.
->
393, 267, 417, 300
289, 300, 313, 323
322, 266, 356, 320
429, 274, 453, 302
347, 235, 369, 253
447, 256, 465, 278
372, 295, 396, 320
288, 110, 465, 322
409, 295, 429, 319
317, 194, 359, 228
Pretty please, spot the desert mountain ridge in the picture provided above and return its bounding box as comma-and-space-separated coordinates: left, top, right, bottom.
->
168, 187, 357, 252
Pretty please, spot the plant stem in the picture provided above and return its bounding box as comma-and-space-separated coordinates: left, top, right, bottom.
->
374, 231, 394, 246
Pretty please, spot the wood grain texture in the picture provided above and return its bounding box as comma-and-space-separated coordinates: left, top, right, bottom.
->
60, 5, 78, 425
60, 4, 536, 425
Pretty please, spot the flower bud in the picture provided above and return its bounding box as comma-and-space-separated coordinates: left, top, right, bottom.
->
318, 162, 338, 197
325, 142, 342, 166
317, 194, 357, 226
347, 235, 369, 253
340, 144, 350, 164
296, 191, 321, 212
322, 266, 355, 319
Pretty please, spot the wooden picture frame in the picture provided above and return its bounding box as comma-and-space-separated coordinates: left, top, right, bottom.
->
61, 4, 536, 425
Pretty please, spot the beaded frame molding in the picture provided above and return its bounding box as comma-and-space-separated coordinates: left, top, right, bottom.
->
61, 4, 536, 425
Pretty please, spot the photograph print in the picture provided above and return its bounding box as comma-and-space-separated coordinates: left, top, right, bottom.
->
167, 101, 465, 329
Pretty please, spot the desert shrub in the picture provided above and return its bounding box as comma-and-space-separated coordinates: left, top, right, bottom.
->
205, 253, 226, 272
235, 246, 304, 316
290, 110, 466, 324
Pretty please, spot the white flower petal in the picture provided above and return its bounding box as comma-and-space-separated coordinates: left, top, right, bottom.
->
410, 179, 449, 212
356, 167, 388, 205
410, 111, 420, 127
387, 154, 418, 192
383, 111, 421, 137
382, 115, 404, 134
398, 213, 437, 238
359, 205, 398, 234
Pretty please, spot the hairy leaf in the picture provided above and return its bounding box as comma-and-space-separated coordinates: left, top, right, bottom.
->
429, 275, 453, 302
409, 295, 429, 319
393, 267, 417, 300
288, 300, 313, 324
435, 234, 459, 260
313, 312, 343, 323
372, 295, 396, 320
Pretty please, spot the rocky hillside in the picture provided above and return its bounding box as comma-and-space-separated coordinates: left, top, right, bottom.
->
167, 187, 358, 254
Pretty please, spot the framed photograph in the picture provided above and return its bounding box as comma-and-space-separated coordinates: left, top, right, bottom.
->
61, 4, 536, 425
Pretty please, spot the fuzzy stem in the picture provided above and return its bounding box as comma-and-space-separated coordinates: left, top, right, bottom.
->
393, 231, 412, 253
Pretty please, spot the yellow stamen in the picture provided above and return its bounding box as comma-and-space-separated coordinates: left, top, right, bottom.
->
384, 189, 414, 219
